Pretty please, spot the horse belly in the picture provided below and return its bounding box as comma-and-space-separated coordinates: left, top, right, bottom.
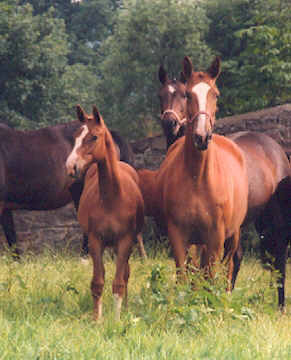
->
5, 187, 72, 211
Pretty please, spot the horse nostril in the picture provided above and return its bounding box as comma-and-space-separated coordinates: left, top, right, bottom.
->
194, 134, 203, 146
171, 119, 178, 129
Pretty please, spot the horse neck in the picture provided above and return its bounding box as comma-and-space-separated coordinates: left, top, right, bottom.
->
97, 130, 122, 205
184, 125, 216, 183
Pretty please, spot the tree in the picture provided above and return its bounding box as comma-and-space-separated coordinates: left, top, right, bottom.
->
206, 0, 291, 116
0, 2, 70, 128
95, 0, 212, 138
0, 1, 102, 128
20, 0, 120, 66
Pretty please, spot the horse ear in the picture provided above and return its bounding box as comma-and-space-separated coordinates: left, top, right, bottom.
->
76, 105, 85, 123
180, 71, 186, 84
207, 56, 221, 80
159, 65, 168, 84
183, 56, 193, 80
92, 105, 103, 125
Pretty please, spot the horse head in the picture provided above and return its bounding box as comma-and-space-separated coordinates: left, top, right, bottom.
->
66, 105, 116, 179
183, 56, 221, 151
158, 65, 187, 147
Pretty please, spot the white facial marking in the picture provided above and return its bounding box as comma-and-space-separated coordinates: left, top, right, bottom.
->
168, 85, 175, 94
66, 125, 88, 171
192, 82, 211, 132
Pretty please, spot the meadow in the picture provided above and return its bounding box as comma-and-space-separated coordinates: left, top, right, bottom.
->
0, 246, 290, 360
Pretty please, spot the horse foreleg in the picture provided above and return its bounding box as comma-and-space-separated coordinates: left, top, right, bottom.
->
200, 227, 225, 281
113, 234, 133, 320
167, 221, 187, 281
88, 233, 105, 321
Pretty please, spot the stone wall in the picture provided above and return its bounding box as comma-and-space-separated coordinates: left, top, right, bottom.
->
0, 104, 290, 254
132, 104, 291, 169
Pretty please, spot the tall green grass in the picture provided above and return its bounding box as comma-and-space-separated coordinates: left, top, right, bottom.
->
0, 249, 290, 359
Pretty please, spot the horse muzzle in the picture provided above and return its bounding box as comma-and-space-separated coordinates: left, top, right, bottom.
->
193, 132, 212, 151
67, 164, 82, 181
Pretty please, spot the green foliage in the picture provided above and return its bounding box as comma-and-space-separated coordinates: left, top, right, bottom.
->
1, 0, 290, 136
96, 0, 212, 138
207, 0, 291, 117
0, 2, 69, 128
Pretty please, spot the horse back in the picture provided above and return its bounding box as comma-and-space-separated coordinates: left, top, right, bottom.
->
228, 131, 291, 221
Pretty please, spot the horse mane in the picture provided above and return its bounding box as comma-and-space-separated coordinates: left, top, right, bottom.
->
110, 129, 135, 166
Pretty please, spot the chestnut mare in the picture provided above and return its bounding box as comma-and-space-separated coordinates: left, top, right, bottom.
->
155, 56, 249, 289
0, 121, 134, 258
157, 62, 291, 308
66, 105, 144, 320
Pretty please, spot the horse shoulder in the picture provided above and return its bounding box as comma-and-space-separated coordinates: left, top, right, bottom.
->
118, 161, 139, 184
213, 134, 246, 170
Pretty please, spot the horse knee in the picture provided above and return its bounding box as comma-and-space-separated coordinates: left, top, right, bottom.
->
112, 282, 126, 298
91, 280, 104, 299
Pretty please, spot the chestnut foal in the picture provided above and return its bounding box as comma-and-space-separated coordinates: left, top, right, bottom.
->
66, 105, 144, 320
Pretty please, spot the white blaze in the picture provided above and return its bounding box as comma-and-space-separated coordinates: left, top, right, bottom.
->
192, 82, 210, 133
168, 85, 175, 94
66, 125, 88, 171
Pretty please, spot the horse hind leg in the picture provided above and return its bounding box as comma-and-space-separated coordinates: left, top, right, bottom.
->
136, 233, 147, 260
223, 234, 243, 291
88, 233, 105, 321
222, 229, 241, 292
69, 181, 89, 258
0, 207, 20, 259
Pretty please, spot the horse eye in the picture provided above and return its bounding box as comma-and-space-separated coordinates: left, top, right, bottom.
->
92, 135, 98, 141
186, 91, 191, 99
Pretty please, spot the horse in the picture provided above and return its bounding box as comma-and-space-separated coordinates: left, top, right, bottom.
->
157, 63, 291, 308
66, 105, 144, 321
158, 65, 187, 149
0, 119, 134, 258
135, 67, 188, 242
154, 56, 249, 289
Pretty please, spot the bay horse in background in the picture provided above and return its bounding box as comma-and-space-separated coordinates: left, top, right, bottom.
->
155, 56, 249, 289
158, 65, 187, 149
135, 67, 188, 241
0, 119, 134, 258
66, 105, 144, 321
157, 62, 291, 308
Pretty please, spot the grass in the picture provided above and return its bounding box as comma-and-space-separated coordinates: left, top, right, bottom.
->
0, 249, 290, 360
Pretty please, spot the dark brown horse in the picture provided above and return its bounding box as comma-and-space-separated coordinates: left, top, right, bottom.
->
158, 65, 187, 149
157, 62, 291, 308
0, 120, 134, 257
155, 56, 249, 289
66, 105, 144, 320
